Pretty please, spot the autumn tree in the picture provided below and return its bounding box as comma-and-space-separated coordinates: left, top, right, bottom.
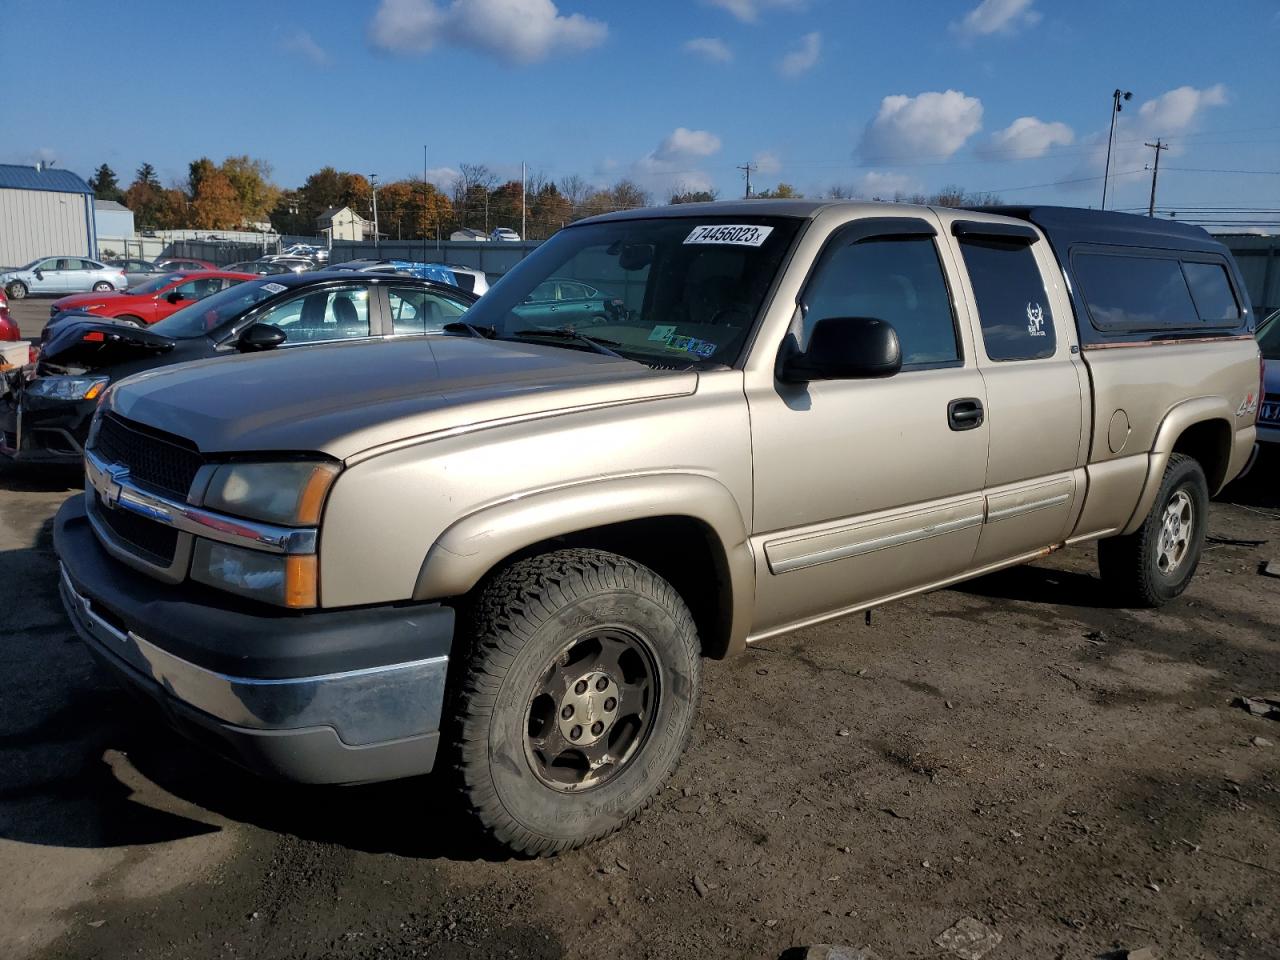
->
292, 167, 372, 228
221, 155, 280, 225
528, 183, 572, 239
190, 168, 241, 229
124, 163, 166, 227
89, 164, 123, 202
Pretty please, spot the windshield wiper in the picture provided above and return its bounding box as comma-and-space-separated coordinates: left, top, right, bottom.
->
511, 328, 626, 359
442, 320, 497, 339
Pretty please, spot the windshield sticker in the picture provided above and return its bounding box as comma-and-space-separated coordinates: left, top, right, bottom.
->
684, 224, 774, 247
261, 282, 287, 294
648, 324, 677, 342
668, 335, 718, 358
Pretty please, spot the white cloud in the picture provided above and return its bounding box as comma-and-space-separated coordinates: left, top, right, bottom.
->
1137, 83, 1228, 133
423, 166, 461, 188
683, 37, 732, 63
980, 116, 1074, 159
952, 0, 1040, 37
858, 171, 919, 198
283, 30, 332, 66
859, 90, 984, 163
368, 0, 607, 64
706, 0, 805, 23
634, 128, 723, 195
652, 128, 722, 163
778, 31, 821, 77
754, 150, 782, 175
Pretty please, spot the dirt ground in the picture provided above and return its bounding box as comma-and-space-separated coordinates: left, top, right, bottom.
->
1, 300, 1278, 959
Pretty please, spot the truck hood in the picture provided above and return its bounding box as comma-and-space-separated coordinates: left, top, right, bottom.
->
105, 336, 699, 460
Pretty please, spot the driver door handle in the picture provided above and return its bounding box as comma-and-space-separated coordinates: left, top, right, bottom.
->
948, 397, 984, 431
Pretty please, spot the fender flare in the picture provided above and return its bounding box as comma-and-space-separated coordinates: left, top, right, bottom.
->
1121, 396, 1233, 535
413, 473, 755, 657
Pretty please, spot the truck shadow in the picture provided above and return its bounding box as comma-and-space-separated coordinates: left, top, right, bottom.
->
0, 521, 513, 864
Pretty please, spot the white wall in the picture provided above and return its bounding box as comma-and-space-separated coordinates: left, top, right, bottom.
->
0, 188, 92, 266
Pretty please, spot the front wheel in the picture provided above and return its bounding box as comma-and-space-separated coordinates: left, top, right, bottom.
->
450, 548, 701, 855
7, 281, 27, 299
1098, 453, 1208, 606
92, 281, 113, 292
115, 315, 145, 326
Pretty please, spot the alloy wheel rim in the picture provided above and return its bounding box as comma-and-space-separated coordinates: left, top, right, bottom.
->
523, 627, 659, 793
1156, 489, 1193, 574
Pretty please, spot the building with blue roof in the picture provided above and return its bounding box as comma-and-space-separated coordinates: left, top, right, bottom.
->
0, 162, 97, 268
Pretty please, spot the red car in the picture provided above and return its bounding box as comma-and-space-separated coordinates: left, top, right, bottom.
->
154, 257, 217, 272
0, 288, 18, 341
50, 271, 257, 326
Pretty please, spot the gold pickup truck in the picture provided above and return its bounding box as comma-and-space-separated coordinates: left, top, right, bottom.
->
54, 201, 1262, 854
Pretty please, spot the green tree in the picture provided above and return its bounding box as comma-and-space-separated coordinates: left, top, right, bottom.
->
187, 157, 217, 198
89, 164, 123, 202
669, 188, 719, 204
754, 183, 801, 199
135, 162, 160, 187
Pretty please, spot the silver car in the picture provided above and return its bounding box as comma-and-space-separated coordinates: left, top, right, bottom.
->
1, 257, 128, 299
105, 258, 165, 288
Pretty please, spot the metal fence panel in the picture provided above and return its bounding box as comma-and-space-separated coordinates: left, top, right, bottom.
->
328, 240, 543, 278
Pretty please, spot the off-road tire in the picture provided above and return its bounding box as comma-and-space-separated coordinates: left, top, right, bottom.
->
6, 281, 27, 299
1098, 453, 1208, 607
450, 548, 701, 856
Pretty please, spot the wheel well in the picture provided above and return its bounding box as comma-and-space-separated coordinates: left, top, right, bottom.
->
1171, 418, 1232, 492
483, 516, 735, 660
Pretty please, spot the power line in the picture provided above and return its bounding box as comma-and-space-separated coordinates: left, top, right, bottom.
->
1144, 139, 1169, 217
736, 161, 757, 199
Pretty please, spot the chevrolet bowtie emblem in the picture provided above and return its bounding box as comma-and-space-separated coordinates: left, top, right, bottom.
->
101, 463, 130, 509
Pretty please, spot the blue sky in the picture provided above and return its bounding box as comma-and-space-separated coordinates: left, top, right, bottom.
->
6, 0, 1278, 224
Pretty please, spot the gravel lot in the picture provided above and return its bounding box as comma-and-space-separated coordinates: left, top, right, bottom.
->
2, 296, 1277, 959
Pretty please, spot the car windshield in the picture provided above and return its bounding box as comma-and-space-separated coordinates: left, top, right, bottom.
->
129, 274, 185, 295
464, 216, 803, 367
150, 278, 286, 339
1259, 308, 1280, 361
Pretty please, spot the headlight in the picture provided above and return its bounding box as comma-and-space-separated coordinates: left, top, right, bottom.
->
202, 460, 340, 526
25, 375, 110, 401
191, 540, 317, 607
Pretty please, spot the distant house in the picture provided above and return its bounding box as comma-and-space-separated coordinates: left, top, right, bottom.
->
449, 227, 491, 242
316, 206, 374, 242
94, 199, 135, 243
0, 162, 96, 266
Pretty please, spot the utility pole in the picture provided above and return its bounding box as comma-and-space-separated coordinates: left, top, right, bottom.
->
521, 160, 527, 240
1144, 138, 1169, 217
1101, 88, 1132, 211
423, 145, 429, 264
369, 173, 380, 254
737, 161, 757, 199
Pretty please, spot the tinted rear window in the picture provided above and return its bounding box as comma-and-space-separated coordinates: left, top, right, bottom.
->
960, 238, 1055, 361
1074, 253, 1198, 332
451, 273, 475, 292
1182, 261, 1240, 322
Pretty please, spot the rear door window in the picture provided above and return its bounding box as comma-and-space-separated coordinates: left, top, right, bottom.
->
959, 238, 1056, 361
387, 285, 469, 334
1182, 261, 1240, 322
1074, 253, 1198, 331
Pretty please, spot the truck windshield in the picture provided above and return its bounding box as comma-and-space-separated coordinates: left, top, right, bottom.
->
150, 278, 284, 338
463, 216, 803, 366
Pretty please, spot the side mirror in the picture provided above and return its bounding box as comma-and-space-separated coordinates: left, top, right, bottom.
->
238, 323, 287, 352
34, 269, 43, 280
165, 290, 185, 304
779, 316, 902, 382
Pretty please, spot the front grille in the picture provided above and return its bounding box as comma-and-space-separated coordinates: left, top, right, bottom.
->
93, 492, 179, 565
92, 413, 204, 499
1261, 393, 1280, 426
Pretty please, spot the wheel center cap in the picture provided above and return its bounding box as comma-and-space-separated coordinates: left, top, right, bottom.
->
557, 670, 618, 747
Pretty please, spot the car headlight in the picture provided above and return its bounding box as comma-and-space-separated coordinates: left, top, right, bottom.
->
202, 460, 340, 526
190, 540, 317, 608
25, 375, 110, 401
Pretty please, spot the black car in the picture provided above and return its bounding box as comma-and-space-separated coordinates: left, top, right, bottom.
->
0, 271, 476, 465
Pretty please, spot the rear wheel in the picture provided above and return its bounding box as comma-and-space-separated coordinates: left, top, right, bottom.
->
450, 548, 701, 855
1098, 453, 1208, 606
6, 281, 27, 299
92, 281, 112, 292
